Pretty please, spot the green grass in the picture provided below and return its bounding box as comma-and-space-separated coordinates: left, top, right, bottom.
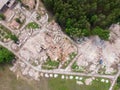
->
0, 65, 48, 90
113, 76, 120, 90
48, 77, 110, 90
113, 84, 120, 90
0, 65, 111, 90
27, 22, 39, 29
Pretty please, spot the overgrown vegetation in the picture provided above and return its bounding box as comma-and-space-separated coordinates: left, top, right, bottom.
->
15, 18, 22, 24
114, 76, 120, 90
0, 13, 5, 20
69, 52, 77, 60
72, 62, 79, 70
9, 34, 19, 43
17, 0, 21, 2
42, 0, 120, 40
0, 24, 18, 43
62, 52, 77, 69
42, 57, 59, 70
0, 46, 15, 63
72, 62, 85, 72
27, 22, 39, 29
117, 76, 120, 88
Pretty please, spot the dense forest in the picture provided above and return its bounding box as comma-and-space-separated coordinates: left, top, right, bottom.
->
42, 0, 120, 40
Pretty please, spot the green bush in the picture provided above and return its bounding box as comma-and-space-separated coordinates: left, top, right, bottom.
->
44, 59, 59, 67
5, 34, 18, 43
0, 46, 15, 63
10, 34, 19, 43
92, 27, 110, 40
117, 76, 120, 88
72, 62, 79, 70
15, 18, 21, 24
42, 57, 59, 69
0, 24, 19, 43
0, 13, 5, 20
27, 22, 39, 29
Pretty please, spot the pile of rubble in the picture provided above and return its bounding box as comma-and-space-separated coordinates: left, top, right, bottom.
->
75, 24, 120, 74
10, 60, 40, 80
19, 20, 77, 67
8, 9, 25, 29
21, 0, 36, 9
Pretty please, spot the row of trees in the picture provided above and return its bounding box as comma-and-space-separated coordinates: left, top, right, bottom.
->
42, 0, 120, 40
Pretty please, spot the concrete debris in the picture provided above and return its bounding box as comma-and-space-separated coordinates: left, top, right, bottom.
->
85, 78, 93, 85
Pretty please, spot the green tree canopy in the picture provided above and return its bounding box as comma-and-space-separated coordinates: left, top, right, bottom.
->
0, 46, 15, 63
42, 0, 120, 40
0, 13, 5, 20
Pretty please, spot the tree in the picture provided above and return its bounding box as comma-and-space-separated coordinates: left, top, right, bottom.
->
65, 28, 82, 38
92, 27, 110, 40
15, 18, 21, 24
17, 0, 21, 2
0, 13, 5, 20
0, 46, 15, 63
10, 34, 19, 43
117, 76, 120, 88
42, 0, 120, 40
